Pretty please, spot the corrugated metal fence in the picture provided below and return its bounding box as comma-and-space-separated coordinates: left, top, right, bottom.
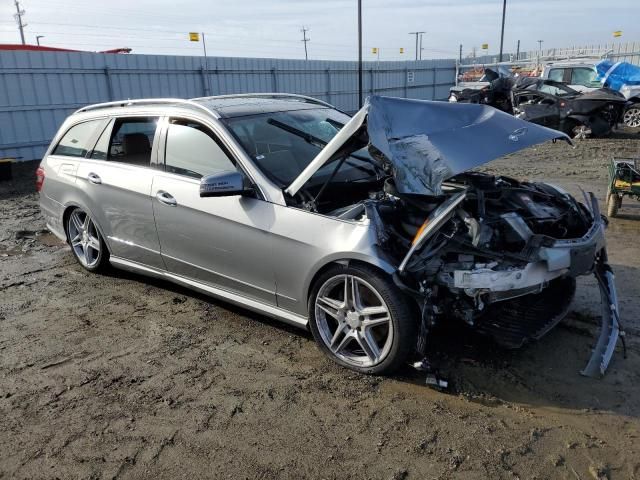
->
461, 41, 640, 66
0, 51, 456, 161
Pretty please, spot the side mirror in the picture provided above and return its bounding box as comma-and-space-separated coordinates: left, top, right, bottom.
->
199, 171, 254, 198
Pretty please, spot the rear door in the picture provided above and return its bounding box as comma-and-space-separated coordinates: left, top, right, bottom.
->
40, 118, 107, 236
151, 116, 277, 305
76, 115, 165, 269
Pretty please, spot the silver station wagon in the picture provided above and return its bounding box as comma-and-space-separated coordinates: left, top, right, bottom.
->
37, 94, 621, 378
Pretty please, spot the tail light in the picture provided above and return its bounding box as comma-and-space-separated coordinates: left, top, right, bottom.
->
35, 166, 45, 192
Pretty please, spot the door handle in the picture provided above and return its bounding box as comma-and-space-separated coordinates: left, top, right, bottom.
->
156, 191, 177, 207
87, 172, 102, 184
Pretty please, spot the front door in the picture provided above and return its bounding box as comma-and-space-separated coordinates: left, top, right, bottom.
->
151, 117, 277, 305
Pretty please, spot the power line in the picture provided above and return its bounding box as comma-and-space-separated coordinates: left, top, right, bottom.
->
300, 26, 310, 60
13, 0, 26, 45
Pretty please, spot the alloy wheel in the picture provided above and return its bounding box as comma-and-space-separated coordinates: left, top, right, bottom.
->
572, 124, 591, 139
68, 209, 101, 268
623, 107, 640, 128
314, 274, 393, 368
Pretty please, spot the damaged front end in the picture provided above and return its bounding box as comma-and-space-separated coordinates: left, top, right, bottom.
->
381, 175, 621, 377
286, 96, 622, 377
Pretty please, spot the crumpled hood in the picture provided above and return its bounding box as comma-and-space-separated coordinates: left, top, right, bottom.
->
286, 95, 571, 197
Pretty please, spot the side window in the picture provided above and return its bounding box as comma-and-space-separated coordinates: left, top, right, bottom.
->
547, 68, 565, 83
53, 120, 104, 158
91, 117, 158, 166
165, 119, 237, 179
89, 121, 112, 160
570, 68, 600, 88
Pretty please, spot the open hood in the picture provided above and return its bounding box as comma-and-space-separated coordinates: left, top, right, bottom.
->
286, 95, 571, 197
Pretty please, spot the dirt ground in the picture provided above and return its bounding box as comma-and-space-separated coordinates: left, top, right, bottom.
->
2, 131, 640, 480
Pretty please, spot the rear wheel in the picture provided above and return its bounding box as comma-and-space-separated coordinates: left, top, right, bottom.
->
606, 192, 620, 218
623, 104, 640, 128
65, 208, 109, 272
308, 264, 417, 375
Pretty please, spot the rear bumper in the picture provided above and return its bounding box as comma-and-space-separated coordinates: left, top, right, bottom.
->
39, 192, 66, 241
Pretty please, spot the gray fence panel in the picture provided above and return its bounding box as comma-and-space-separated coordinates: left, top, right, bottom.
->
0, 51, 456, 161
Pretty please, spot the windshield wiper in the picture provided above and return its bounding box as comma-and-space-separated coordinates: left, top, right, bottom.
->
266, 118, 382, 177
267, 118, 327, 149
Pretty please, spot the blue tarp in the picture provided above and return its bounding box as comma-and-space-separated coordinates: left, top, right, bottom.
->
596, 60, 640, 91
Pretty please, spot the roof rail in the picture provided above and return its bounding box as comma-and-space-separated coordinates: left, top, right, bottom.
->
74, 98, 218, 117
191, 93, 335, 109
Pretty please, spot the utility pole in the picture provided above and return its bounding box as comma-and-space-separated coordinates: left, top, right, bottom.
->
14, 0, 26, 45
498, 0, 506, 62
459, 44, 462, 63
202, 32, 211, 96
408, 31, 425, 61
419, 32, 424, 60
357, 0, 363, 108
537, 39, 543, 69
516, 39, 520, 60
36, 35, 44, 46
301, 27, 310, 61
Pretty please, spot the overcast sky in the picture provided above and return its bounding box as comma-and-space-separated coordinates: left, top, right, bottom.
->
0, 0, 637, 61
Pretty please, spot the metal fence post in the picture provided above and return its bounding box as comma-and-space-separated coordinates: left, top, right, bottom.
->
431, 66, 436, 100
104, 67, 114, 101
200, 66, 209, 96
369, 68, 374, 96
404, 66, 409, 98
325, 68, 331, 104
271, 67, 278, 93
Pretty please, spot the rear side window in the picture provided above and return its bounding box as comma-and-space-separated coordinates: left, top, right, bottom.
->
53, 120, 104, 158
547, 68, 565, 83
164, 119, 237, 179
91, 117, 159, 166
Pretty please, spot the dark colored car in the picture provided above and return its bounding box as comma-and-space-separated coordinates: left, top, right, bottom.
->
452, 74, 628, 138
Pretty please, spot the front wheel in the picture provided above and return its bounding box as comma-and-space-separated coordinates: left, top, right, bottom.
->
65, 208, 109, 272
308, 264, 417, 375
623, 104, 640, 128
606, 192, 620, 218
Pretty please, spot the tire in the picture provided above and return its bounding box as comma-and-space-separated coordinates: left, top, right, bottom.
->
622, 104, 640, 128
308, 264, 417, 375
606, 193, 619, 218
65, 207, 109, 272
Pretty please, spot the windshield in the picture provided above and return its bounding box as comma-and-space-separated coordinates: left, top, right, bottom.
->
225, 108, 378, 188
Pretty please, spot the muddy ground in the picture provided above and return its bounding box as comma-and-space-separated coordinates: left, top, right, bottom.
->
1, 132, 640, 480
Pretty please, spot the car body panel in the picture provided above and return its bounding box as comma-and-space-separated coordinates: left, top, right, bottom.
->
151, 172, 278, 305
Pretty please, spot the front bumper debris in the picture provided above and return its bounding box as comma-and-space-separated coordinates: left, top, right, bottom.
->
581, 255, 623, 377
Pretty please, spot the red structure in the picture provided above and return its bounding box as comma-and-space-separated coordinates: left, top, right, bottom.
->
0, 44, 131, 54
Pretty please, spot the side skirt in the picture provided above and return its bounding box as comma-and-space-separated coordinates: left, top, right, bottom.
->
109, 256, 309, 330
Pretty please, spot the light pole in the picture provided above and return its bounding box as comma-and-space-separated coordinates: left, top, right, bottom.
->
358, 0, 363, 108
498, 0, 506, 62
36, 35, 44, 46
